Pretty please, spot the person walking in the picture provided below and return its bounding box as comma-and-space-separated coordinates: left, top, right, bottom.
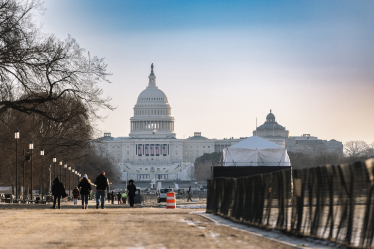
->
51, 177, 66, 209
107, 191, 111, 204
121, 191, 127, 204
127, 179, 137, 207
117, 192, 122, 204
94, 171, 110, 209
78, 174, 92, 209
111, 191, 114, 204
72, 186, 79, 205
187, 186, 192, 202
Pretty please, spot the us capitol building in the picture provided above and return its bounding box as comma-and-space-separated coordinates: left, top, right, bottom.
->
98, 64, 343, 182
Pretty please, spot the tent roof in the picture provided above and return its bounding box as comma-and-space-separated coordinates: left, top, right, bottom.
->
229, 136, 282, 150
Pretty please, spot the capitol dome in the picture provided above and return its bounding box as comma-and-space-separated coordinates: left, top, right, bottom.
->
266, 110, 275, 122
137, 87, 168, 104
129, 64, 176, 139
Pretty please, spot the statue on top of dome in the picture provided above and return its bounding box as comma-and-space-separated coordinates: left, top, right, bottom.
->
151, 63, 154, 73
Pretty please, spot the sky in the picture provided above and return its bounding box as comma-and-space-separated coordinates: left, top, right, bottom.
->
35, 0, 374, 144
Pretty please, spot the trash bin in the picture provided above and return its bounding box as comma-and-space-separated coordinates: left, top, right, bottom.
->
134, 188, 141, 204
4, 194, 13, 203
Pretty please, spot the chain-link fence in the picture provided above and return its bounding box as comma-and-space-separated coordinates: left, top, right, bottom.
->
207, 159, 374, 248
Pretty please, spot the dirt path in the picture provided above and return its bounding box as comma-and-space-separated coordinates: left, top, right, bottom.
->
0, 201, 293, 249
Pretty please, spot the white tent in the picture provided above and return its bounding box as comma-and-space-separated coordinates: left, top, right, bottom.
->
223, 136, 291, 167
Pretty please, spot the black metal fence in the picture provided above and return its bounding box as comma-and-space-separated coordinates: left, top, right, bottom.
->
206, 159, 374, 248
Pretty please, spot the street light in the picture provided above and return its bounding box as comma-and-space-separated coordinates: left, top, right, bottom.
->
68, 166, 71, 196
15, 129, 19, 200
59, 160, 62, 180
29, 141, 34, 200
71, 169, 75, 190
64, 163, 67, 195
75, 172, 78, 187
52, 156, 56, 179
40, 148, 44, 201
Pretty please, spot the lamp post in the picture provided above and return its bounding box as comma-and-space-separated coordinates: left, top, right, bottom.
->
75, 172, 78, 187
59, 160, 62, 180
29, 141, 34, 200
72, 169, 75, 190
40, 148, 44, 201
52, 156, 56, 179
64, 163, 67, 194
15, 129, 19, 199
23, 149, 25, 200
49, 164, 52, 195
68, 166, 71, 196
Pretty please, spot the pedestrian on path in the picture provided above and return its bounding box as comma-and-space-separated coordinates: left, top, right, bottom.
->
107, 192, 111, 203
117, 192, 122, 204
127, 179, 137, 207
111, 191, 115, 204
94, 171, 110, 209
72, 186, 79, 205
51, 177, 66, 209
187, 186, 192, 202
121, 191, 127, 204
78, 174, 92, 209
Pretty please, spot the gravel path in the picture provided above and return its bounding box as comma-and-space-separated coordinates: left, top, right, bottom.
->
0, 201, 293, 249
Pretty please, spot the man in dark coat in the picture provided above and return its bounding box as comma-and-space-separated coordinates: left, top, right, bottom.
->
127, 179, 137, 207
111, 191, 114, 204
187, 186, 192, 202
78, 174, 92, 209
117, 192, 122, 204
94, 171, 110, 209
51, 177, 66, 209
107, 192, 111, 203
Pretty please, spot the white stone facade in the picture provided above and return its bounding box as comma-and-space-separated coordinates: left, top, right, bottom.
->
99, 66, 225, 182
99, 65, 343, 182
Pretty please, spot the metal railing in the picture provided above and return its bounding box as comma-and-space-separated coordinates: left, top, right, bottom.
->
207, 159, 374, 248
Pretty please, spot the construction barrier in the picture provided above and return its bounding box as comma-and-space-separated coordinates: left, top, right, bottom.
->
166, 192, 176, 209
207, 159, 374, 248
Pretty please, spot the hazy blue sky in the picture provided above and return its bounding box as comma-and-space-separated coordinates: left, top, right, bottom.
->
36, 0, 374, 143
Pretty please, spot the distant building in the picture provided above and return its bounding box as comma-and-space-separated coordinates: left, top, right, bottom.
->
97, 65, 244, 182
286, 135, 343, 155
253, 110, 289, 147
253, 111, 343, 155
98, 65, 343, 182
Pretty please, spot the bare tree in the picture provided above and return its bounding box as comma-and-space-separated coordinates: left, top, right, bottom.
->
365, 142, 374, 158
344, 141, 369, 157
194, 152, 221, 182
0, 0, 114, 123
